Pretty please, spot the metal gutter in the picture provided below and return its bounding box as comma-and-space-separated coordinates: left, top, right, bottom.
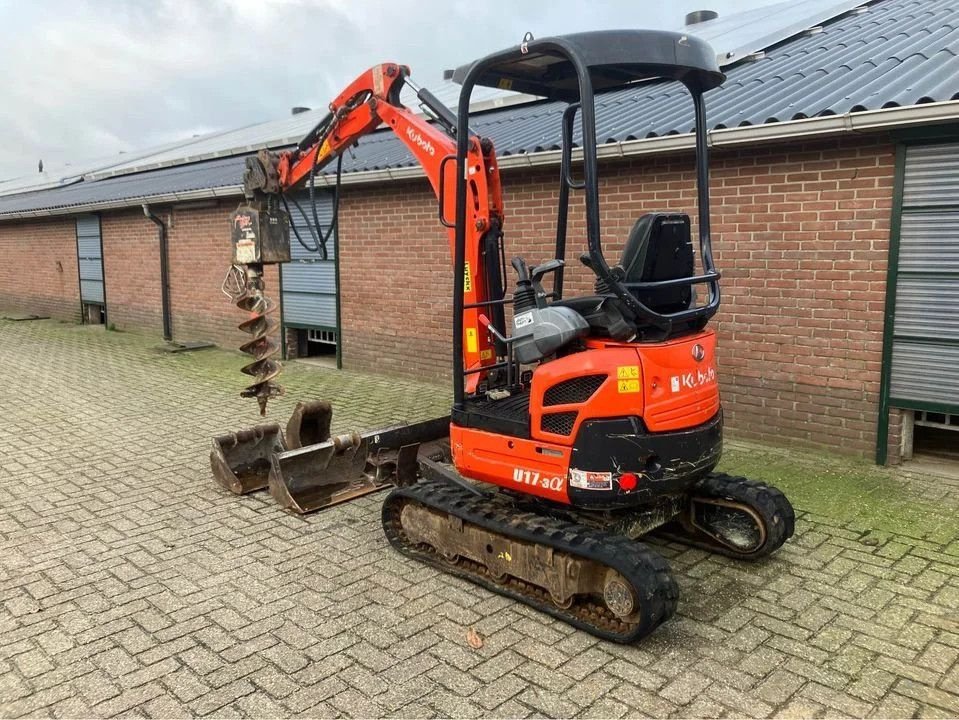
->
2, 101, 959, 220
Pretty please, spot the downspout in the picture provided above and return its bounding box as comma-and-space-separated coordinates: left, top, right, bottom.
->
142, 204, 172, 342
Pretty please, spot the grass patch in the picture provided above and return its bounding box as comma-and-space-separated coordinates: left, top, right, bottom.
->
719, 441, 958, 544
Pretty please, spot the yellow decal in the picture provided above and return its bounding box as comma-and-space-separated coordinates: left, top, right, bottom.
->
497, 551, 512, 562
498, 79, 513, 90
617, 366, 640, 394
480, 349, 493, 361
466, 327, 478, 354
463, 261, 472, 294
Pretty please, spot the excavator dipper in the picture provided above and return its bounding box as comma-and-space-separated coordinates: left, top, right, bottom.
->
213, 30, 795, 643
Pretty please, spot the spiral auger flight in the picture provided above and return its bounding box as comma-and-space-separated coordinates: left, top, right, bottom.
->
223, 264, 284, 415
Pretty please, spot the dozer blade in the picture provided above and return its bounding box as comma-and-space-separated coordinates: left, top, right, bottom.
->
268, 415, 451, 514
210, 423, 285, 494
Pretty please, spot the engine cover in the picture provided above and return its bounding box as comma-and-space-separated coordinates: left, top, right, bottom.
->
512, 306, 589, 364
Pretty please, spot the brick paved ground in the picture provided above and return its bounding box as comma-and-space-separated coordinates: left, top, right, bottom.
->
1, 319, 957, 719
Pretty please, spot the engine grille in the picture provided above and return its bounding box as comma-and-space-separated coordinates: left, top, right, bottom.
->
541, 412, 577, 436
543, 374, 607, 406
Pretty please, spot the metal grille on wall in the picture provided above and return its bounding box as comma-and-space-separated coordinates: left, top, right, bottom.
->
280, 191, 338, 335
75, 215, 105, 305
889, 143, 959, 409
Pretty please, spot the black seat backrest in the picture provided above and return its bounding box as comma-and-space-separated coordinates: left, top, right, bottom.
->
619, 213, 694, 315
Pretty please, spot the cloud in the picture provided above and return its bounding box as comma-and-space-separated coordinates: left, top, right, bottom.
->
0, 0, 778, 180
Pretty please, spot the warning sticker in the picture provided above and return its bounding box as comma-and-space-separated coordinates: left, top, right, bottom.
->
463, 261, 472, 293
569, 469, 613, 491
480, 349, 493, 360
616, 365, 640, 394
466, 327, 478, 354
235, 239, 256, 265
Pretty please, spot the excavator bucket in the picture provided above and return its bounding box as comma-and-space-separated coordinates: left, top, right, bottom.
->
210, 423, 285, 494
209, 401, 339, 495
285, 399, 333, 449
269, 415, 451, 514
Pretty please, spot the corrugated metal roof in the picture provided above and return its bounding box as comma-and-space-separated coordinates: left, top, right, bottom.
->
1, 0, 957, 218
80, 85, 533, 182
338, 0, 959, 172
0, 155, 246, 215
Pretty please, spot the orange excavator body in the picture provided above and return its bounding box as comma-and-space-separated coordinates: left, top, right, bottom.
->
214, 31, 795, 644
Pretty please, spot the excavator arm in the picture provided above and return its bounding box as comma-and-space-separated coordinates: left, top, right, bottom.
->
229, 63, 505, 414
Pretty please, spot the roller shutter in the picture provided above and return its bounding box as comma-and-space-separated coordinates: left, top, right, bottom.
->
76, 214, 105, 309
889, 143, 959, 409
281, 191, 338, 333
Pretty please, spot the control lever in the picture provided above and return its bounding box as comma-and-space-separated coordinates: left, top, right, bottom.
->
531, 259, 564, 308
479, 313, 511, 346
531, 258, 564, 283
511, 256, 531, 284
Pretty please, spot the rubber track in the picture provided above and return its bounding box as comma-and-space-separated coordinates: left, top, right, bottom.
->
382, 481, 678, 643
663, 472, 795, 559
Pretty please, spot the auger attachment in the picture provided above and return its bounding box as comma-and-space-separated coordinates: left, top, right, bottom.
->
224, 196, 291, 415
235, 274, 283, 415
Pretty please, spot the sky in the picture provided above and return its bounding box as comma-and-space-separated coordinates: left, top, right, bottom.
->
0, 0, 781, 181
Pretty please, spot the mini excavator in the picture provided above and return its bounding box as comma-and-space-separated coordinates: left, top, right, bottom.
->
213, 30, 795, 643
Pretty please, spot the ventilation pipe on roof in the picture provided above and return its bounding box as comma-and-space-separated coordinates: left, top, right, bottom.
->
685, 9, 718, 25
142, 204, 172, 342
291, 106, 311, 115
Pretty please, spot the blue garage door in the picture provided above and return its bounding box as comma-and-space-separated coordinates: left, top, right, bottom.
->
281, 191, 338, 340
76, 215, 105, 306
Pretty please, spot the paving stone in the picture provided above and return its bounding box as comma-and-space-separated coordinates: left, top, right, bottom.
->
1, 320, 958, 719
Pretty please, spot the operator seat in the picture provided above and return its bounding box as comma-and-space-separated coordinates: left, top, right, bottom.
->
553, 212, 699, 341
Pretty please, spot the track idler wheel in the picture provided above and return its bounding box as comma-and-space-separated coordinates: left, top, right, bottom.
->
677, 473, 795, 559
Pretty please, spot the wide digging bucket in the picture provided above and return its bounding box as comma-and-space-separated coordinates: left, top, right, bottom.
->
269, 415, 451, 514
210, 423, 285, 494
209, 401, 337, 496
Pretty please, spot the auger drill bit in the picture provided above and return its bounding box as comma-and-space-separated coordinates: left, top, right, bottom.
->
235, 267, 284, 415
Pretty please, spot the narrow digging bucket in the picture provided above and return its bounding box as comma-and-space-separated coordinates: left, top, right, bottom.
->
210, 423, 286, 494
269, 415, 451, 514
285, 400, 333, 449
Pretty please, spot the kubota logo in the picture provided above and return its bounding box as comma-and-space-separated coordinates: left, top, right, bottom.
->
406, 127, 435, 156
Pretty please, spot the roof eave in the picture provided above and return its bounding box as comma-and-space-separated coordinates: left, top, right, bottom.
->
2, 101, 958, 220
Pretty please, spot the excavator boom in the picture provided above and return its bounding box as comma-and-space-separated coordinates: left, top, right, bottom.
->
229, 63, 503, 416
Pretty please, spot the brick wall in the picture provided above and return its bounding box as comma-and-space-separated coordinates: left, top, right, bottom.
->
0, 217, 80, 321
99, 203, 279, 349
0, 134, 898, 460
337, 135, 896, 457
101, 210, 164, 334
